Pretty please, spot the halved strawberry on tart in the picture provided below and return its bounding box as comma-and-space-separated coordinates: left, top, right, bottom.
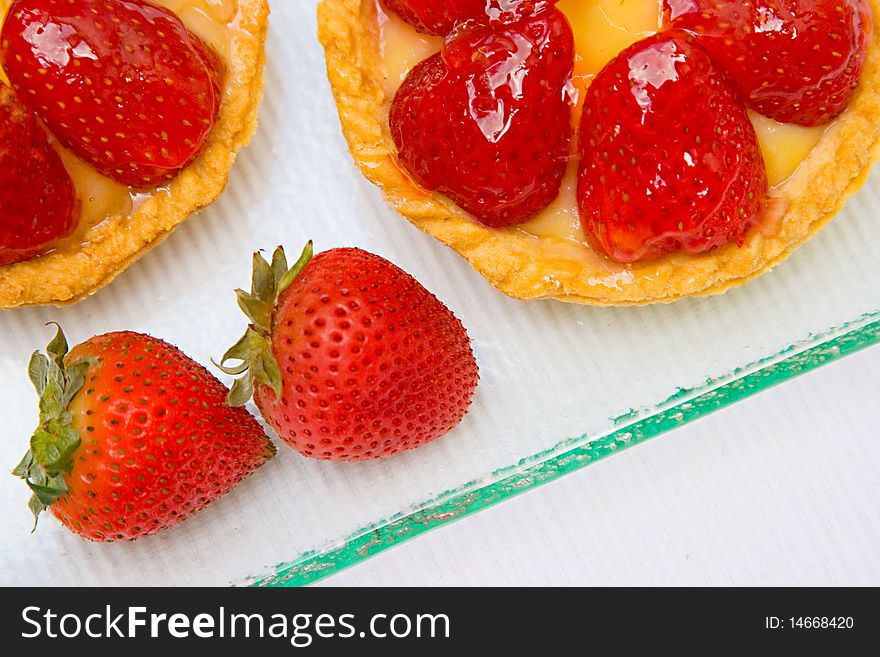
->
0, 0, 269, 308
318, 0, 880, 305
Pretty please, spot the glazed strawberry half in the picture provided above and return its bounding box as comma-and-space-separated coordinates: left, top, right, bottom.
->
389, 6, 574, 227
217, 244, 479, 461
0, 0, 225, 188
664, 0, 874, 126
13, 326, 274, 541
382, 0, 559, 35
1, 82, 78, 266
577, 31, 769, 263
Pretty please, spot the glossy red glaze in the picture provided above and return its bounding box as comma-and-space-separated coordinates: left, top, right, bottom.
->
664, 0, 873, 126
382, 0, 559, 35
389, 7, 574, 226
577, 31, 768, 263
0, 0, 225, 188
0, 81, 77, 266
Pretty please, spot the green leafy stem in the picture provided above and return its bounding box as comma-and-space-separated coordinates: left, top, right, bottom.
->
215, 242, 313, 407
12, 325, 92, 528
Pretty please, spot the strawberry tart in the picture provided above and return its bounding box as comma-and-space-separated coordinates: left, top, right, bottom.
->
0, 0, 268, 307
318, 0, 880, 304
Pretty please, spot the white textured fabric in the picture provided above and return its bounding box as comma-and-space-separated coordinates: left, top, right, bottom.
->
323, 346, 880, 586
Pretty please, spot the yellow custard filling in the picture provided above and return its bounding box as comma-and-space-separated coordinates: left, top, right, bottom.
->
376, 0, 829, 246
0, 0, 235, 254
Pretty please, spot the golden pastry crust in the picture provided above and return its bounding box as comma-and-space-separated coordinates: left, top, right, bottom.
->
0, 0, 269, 308
318, 0, 880, 305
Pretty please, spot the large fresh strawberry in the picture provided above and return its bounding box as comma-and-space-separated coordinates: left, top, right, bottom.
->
0, 0, 225, 188
389, 7, 574, 227
577, 31, 768, 263
664, 0, 873, 126
217, 244, 479, 461
13, 326, 274, 541
382, 0, 558, 35
0, 82, 77, 266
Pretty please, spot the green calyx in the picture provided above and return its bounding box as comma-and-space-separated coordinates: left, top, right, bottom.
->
216, 242, 314, 407
12, 324, 93, 530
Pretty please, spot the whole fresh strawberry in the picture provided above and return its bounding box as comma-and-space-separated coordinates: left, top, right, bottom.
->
389, 7, 574, 227
0, 0, 225, 188
664, 0, 873, 126
577, 31, 768, 263
13, 326, 274, 541
1, 82, 78, 266
217, 244, 479, 461
382, 0, 558, 35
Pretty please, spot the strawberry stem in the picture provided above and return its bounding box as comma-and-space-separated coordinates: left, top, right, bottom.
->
12, 324, 93, 529
216, 242, 314, 407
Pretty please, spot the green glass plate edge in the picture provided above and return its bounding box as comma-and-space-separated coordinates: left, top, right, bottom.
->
245, 313, 880, 587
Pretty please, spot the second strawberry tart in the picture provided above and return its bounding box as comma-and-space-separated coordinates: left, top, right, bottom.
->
318, 0, 880, 305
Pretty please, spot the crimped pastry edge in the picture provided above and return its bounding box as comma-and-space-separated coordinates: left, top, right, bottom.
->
0, 0, 270, 308
317, 0, 880, 305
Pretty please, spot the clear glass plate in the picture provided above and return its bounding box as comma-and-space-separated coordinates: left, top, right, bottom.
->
1, 1, 878, 586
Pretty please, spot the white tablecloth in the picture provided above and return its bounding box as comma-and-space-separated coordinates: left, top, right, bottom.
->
321, 345, 880, 586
